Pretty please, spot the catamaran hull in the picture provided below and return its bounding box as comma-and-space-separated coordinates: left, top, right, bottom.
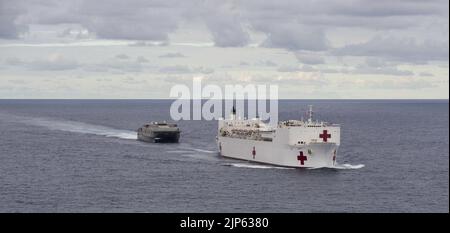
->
217, 136, 338, 168
138, 132, 180, 143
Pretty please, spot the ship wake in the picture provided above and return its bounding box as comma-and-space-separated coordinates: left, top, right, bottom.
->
333, 163, 365, 169
178, 146, 217, 154
225, 162, 364, 170
166, 144, 220, 161
224, 163, 294, 170
307, 163, 365, 170
0, 113, 137, 140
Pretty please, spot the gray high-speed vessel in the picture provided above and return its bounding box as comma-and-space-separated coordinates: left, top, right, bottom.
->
137, 121, 180, 143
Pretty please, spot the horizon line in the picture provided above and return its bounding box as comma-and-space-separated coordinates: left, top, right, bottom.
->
0, 98, 448, 101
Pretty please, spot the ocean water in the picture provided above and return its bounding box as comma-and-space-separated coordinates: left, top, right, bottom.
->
0, 99, 448, 212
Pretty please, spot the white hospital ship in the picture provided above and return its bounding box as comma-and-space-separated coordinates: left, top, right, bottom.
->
217, 106, 340, 168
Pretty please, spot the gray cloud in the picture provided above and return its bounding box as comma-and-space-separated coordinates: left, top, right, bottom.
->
242, 0, 448, 29
334, 36, 449, 62
345, 57, 414, 76
59, 27, 92, 39
85, 59, 143, 73
277, 66, 301, 73
277, 65, 341, 74
351, 65, 414, 76
136, 56, 149, 63
5, 54, 80, 70
158, 65, 191, 74
360, 79, 434, 90
277, 60, 413, 76
256, 60, 277, 67
6, 0, 183, 41
115, 54, 130, 59
202, 3, 250, 47
159, 65, 214, 74
295, 52, 325, 65
418, 72, 434, 77
77, 0, 181, 41
276, 73, 328, 86
1, 0, 448, 65
8, 79, 26, 84
79, 55, 152, 73
122, 76, 147, 85
260, 24, 329, 51
0, 1, 28, 38
325, 0, 447, 17
158, 52, 185, 58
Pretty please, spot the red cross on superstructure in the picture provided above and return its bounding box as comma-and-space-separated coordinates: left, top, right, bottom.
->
319, 130, 331, 142
297, 151, 307, 165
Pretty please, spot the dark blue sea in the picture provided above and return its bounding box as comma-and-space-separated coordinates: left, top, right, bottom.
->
0, 100, 448, 212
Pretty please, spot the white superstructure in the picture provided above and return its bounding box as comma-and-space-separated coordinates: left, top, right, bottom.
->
216, 106, 340, 168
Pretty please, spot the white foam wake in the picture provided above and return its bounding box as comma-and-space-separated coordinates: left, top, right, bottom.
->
226, 162, 364, 170
166, 144, 220, 162
1, 113, 137, 140
186, 148, 217, 154
30, 118, 137, 140
307, 163, 365, 170
176, 144, 217, 154
333, 163, 365, 169
166, 150, 194, 154
224, 163, 294, 170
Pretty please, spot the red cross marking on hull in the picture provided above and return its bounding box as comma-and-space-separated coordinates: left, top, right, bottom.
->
252, 146, 256, 159
319, 130, 331, 142
297, 151, 307, 165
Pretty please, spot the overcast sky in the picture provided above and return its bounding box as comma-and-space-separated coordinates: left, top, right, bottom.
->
0, 0, 448, 99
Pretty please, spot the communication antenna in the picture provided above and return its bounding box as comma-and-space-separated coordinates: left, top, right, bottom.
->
308, 105, 313, 123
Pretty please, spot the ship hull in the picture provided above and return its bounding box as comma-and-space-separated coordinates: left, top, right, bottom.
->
138, 131, 180, 143
217, 136, 338, 168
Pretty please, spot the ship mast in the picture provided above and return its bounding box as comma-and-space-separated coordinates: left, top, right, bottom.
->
230, 106, 236, 120
307, 105, 313, 123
